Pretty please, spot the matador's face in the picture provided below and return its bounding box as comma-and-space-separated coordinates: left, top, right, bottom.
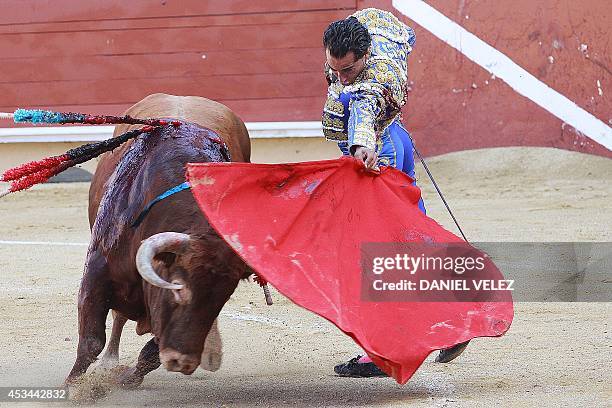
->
326, 49, 367, 86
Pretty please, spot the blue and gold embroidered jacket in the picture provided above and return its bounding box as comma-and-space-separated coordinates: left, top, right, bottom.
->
322, 8, 415, 151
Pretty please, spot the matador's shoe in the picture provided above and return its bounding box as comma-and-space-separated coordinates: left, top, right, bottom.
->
333, 355, 389, 378
435, 340, 470, 363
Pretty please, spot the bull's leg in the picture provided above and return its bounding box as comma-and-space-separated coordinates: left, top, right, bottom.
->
99, 311, 128, 368
65, 251, 111, 384
116, 338, 161, 389
200, 318, 222, 372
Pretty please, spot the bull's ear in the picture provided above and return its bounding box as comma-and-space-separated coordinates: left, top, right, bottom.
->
154, 251, 176, 267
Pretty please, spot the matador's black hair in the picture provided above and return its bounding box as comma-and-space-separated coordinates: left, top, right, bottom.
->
323, 16, 371, 59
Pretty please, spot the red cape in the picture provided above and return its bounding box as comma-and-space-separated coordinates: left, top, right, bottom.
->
187, 157, 513, 384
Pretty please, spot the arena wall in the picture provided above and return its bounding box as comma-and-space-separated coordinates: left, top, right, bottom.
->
0, 0, 609, 169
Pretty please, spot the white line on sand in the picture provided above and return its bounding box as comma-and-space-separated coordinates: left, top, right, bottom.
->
393, 0, 612, 150
219, 311, 285, 327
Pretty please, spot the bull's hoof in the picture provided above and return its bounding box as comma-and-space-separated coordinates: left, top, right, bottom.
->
114, 366, 144, 389
63, 377, 78, 388
435, 340, 470, 363
200, 351, 222, 372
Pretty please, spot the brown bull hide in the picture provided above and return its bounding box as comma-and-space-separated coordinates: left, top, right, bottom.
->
89, 93, 250, 225
66, 94, 252, 386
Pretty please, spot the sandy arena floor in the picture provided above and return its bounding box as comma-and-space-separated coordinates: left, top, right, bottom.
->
0, 146, 610, 407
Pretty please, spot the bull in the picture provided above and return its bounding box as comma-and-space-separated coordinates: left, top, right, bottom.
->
66, 94, 252, 387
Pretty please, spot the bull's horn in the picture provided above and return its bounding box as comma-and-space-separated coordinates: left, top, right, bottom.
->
136, 232, 191, 290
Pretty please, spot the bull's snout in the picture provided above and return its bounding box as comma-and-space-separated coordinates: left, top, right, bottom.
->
159, 348, 200, 375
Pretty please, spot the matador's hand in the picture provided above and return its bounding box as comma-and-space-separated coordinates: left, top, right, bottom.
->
353, 146, 378, 170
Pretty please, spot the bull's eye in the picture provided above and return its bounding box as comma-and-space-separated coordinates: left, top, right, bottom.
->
172, 288, 183, 304
171, 279, 191, 304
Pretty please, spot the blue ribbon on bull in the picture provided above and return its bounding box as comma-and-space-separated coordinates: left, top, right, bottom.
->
131, 181, 191, 228
130, 180, 274, 305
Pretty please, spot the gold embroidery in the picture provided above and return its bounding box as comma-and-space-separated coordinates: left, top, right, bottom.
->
353, 8, 411, 45
324, 90, 345, 118
322, 115, 344, 129
378, 157, 391, 167
323, 128, 348, 141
